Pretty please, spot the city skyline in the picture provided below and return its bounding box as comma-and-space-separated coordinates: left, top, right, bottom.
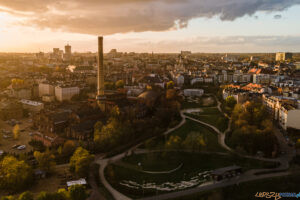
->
0, 0, 300, 53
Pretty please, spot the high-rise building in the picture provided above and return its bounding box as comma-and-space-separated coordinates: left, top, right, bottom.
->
64, 44, 72, 60
276, 52, 293, 61
55, 85, 79, 102
65, 44, 71, 55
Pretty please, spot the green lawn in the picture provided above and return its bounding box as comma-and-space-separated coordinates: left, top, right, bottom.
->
181, 100, 202, 109
171, 173, 300, 200
105, 152, 278, 198
185, 110, 229, 132
181, 96, 217, 109
147, 119, 225, 153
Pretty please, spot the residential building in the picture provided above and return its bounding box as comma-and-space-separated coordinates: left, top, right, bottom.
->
276, 52, 293, 61
55, 85, 80, 102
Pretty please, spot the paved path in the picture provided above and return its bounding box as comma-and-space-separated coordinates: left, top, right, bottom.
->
93, 96, 295, 200
94, 109, 187, 200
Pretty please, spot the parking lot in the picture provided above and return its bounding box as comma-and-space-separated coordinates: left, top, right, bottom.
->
0, 118, 33, 154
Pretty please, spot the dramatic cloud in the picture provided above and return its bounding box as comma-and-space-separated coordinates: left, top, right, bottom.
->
0, 0, 299, 35
274, 14, 282, 19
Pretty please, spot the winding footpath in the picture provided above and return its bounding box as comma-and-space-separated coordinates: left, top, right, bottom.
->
93, 96, 295, 200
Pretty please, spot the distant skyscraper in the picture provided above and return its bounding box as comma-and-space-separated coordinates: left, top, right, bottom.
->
64, 44, 72, 60
65, 44, 71, 55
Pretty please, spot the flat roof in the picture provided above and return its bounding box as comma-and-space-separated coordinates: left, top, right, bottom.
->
20, 99, 43, 106
67, 178, 87, 187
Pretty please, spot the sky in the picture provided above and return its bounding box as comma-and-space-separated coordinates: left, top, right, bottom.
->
0, 0, 300, 53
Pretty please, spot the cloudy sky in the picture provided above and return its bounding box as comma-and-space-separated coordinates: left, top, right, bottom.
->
0, 0, 300, 53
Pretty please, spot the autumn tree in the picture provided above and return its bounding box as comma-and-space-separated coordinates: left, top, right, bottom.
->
229, 102, 277, 157
13, 124, 20, 140
165, 136, 182, 150
183, 132, 206, 152
69, 185, 88, 200
70, 147, 94, 177
166, 81, 174, 89
34, 150, 56, 174
115, 80, 124, 89
36, 191, 65, 200
1, 196, 14, 200
94, 106, 134, 151
18, 191, 34, 200
0, 156, 33, 191
104, 82, 115, 90
62, 140, 76, 157
225, 96, 237, 113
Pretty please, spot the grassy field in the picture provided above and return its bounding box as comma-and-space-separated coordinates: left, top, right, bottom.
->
181, 96, 217, 109
171, 173, 300, 200
185, 108, 229, 132
146, 119, 225, 153
105, 152, 278, 199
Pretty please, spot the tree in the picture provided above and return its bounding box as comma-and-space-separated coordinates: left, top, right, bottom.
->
115, 80, 124, 89
104, 82, 115, 90
1, 196, 14, 200
225, 96, 237, 113
165, 136, 182, 150
70, 147, 94, 177
34, 150, 56, 174
36, 192, 62, 200
0, 156, 33, 191
57, 188, 69, 200
63, 140, 76, 157
166, 81, 174, 89
183, 132, 206, 152
18, 191, 34, 200
94, 121, 103, 142
69, 185, 88, 200
166, 89, 177, 100
13, 124, 20, 140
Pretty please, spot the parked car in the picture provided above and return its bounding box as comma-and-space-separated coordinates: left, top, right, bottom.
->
12, 144, 20, 149
17, 145, 26, 150
3, 134, 12, 139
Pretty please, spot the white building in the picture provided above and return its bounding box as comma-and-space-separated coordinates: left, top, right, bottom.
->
183, 89, 204, 97
176, 74, 185, 86
279, 105, 300, 130
263, 95, 300, 130
39, 83, 55, 97
55, 86, 80, 102
20, 99, 44, 112
67, 178, 87, 187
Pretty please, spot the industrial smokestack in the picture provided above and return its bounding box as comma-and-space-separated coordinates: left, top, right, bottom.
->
97, 36, 104, 96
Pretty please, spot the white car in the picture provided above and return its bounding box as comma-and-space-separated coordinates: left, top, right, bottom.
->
0, 150, 4, 156
17, 145, 26, 150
